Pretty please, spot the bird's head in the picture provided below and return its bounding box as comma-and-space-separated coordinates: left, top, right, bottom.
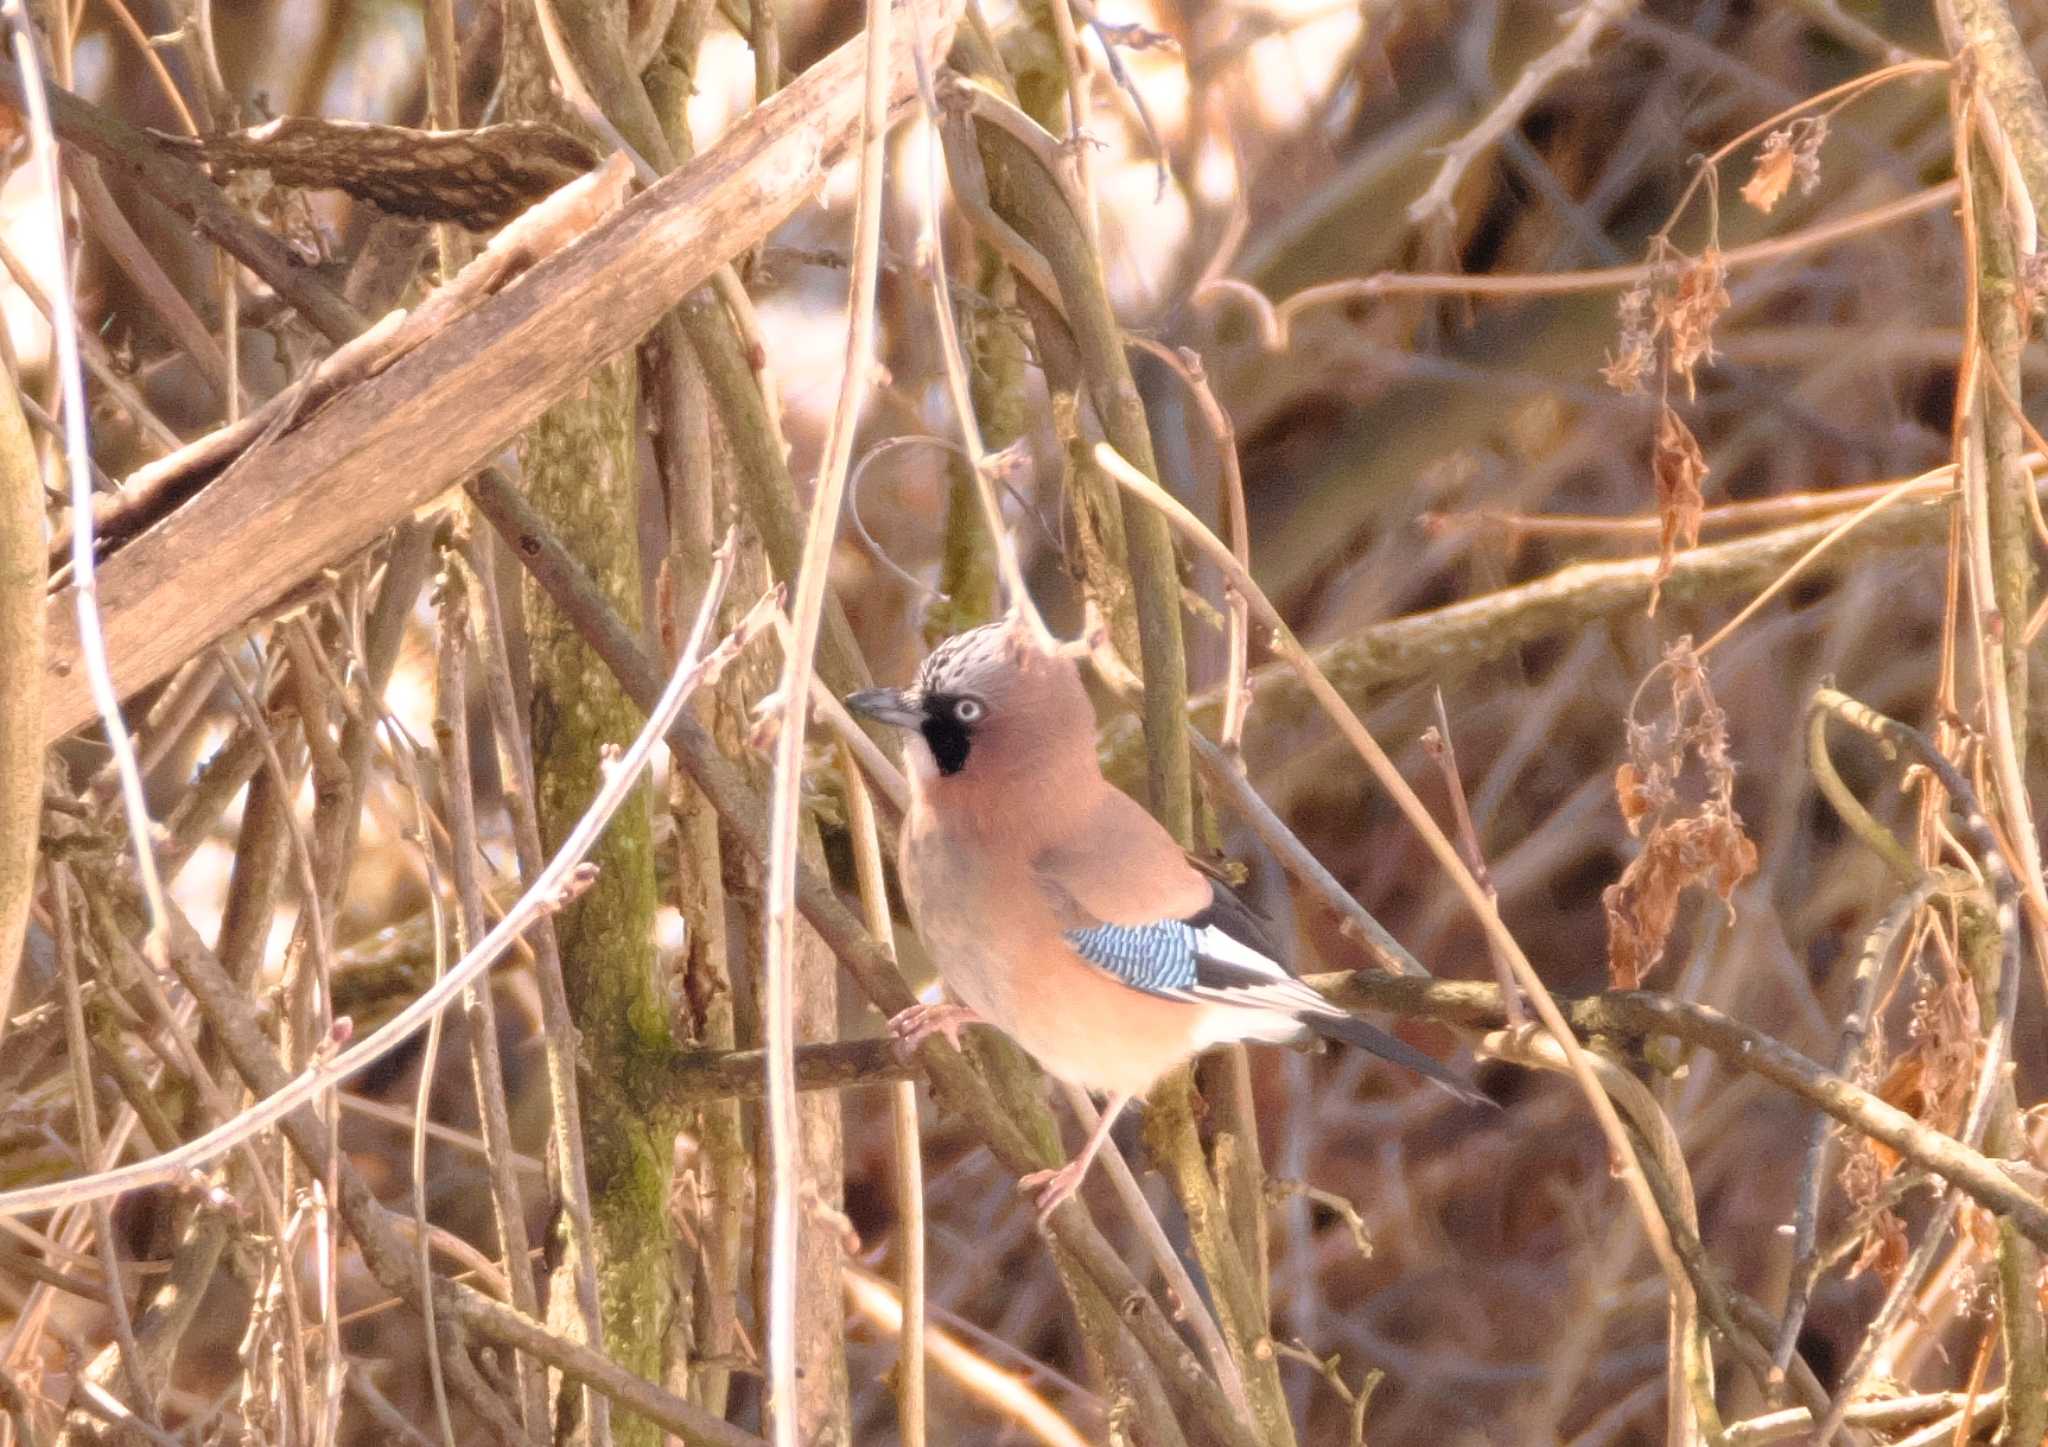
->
846, 616, 1098, 787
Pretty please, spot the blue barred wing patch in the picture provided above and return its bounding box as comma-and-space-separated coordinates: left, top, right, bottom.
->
1063, 921, 1201, 995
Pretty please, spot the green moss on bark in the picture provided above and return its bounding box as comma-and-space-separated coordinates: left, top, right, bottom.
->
520, 359, 675, 1447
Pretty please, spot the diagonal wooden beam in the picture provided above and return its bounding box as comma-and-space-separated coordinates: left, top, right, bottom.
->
36, 0, 960, 742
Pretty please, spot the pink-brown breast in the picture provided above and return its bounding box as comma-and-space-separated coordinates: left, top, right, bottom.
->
899, 778, 1213, 1099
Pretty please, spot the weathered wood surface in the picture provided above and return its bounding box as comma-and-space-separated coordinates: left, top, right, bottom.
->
39, 0, 960, 741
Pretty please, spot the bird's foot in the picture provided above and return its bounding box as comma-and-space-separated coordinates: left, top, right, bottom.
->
1018, 1159, 1090, 1223
887, 1002, 983, 1059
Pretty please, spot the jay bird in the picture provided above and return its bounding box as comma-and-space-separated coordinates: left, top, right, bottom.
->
847, 616, 1485, 1217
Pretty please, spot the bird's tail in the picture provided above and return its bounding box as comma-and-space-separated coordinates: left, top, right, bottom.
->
1300, 1010, 1492, 1109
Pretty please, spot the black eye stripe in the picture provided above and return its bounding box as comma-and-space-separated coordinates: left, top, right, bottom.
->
921, 715, 971, 775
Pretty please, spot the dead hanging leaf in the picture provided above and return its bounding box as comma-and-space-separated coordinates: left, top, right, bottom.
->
1742, 117, 1829, 215
1602, 285, 1655, 395
1864, 1055, 1928, 1177
1603, 814, 1759, 987
164, 116, 601, 231
1842, 1054, 1923, 1284
1851, 1146, 1908, 1285
1650, 405, 1708, 612
1904, 978, 1979, 1145
1841, 969, 1985, 1286
1614, 761, 1660, 831
1602, 639, 1759, 988
1740, 133, 1797, 215
1654, 249, 1729, 400
1603, 822, 1694, 989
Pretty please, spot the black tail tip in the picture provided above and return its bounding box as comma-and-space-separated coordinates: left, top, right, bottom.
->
1304, 1010, 1495, 1110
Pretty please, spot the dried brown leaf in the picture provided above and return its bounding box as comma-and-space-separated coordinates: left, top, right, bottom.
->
1848, 1193, 1910, 1285
1739, 119, 1827, 216
1650, 406, 1708, 611
1603, 827, 1689, 990
1740, 129, 1798, 215
1603, 640, 1759, 987
1615, 762, 1654, 831
1869, 1054, 1927, 1175
1602, 284, 1655, 394
1655, 249, 1729, 399
1602, 814, 1757, 988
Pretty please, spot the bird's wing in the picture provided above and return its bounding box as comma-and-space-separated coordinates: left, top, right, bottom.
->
1032, 789, 1313, 1009
1039, 846, 1327, 1015
1042, 853, 1491, 1107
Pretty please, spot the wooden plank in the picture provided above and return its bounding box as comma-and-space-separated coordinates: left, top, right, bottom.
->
41, 0, 959, 741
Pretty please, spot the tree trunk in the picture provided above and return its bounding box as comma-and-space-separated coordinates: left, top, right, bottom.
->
504, 11, 673, 1444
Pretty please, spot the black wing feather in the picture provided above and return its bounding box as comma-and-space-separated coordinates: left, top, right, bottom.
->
1185, 876, 1291, 992
1191, 876, 1491, 1109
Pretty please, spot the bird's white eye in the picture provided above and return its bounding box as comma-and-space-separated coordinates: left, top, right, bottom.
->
953, 697, 985, 723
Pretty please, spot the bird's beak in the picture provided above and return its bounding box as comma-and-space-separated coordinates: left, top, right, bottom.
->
844, 687, 923, 730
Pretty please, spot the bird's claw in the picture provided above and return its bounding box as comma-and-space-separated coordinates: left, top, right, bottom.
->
1018, 1161, 1088, 1223
887, 1002, 981, 1060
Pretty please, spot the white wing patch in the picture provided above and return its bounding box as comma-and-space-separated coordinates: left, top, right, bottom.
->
1185, 925, 1338, 1016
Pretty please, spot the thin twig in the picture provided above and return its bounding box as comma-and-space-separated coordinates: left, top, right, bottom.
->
1421, 692, 1524, 1028
841, 1265, 1092, 1447
412, 798, 461, 1447
85, 0, 196, 134
1057, 1080, 1251, 1418
1048, 0, 1099, 247
841, 743, 926, 1447
908, 2, 1053, 643
458, 529, 610, 1417
1124, 338, 1252, 757
760, 3, 892, 1438
1480, 1027, 1714, 1444
52, 871, 155, 1429
1696, 470, 1939, 657
433, 571, 548, 1438
1206, 184, 1955, 350
1724, 1390, 2002, 1445
1806, 703, 1928, 888
1408, 0, 1640, 225
0, 561, 766, 1219
1186, 731, 1428, 977
5, 0, 170, 971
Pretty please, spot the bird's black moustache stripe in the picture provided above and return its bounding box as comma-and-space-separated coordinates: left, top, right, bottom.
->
920, 699, 973, 775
